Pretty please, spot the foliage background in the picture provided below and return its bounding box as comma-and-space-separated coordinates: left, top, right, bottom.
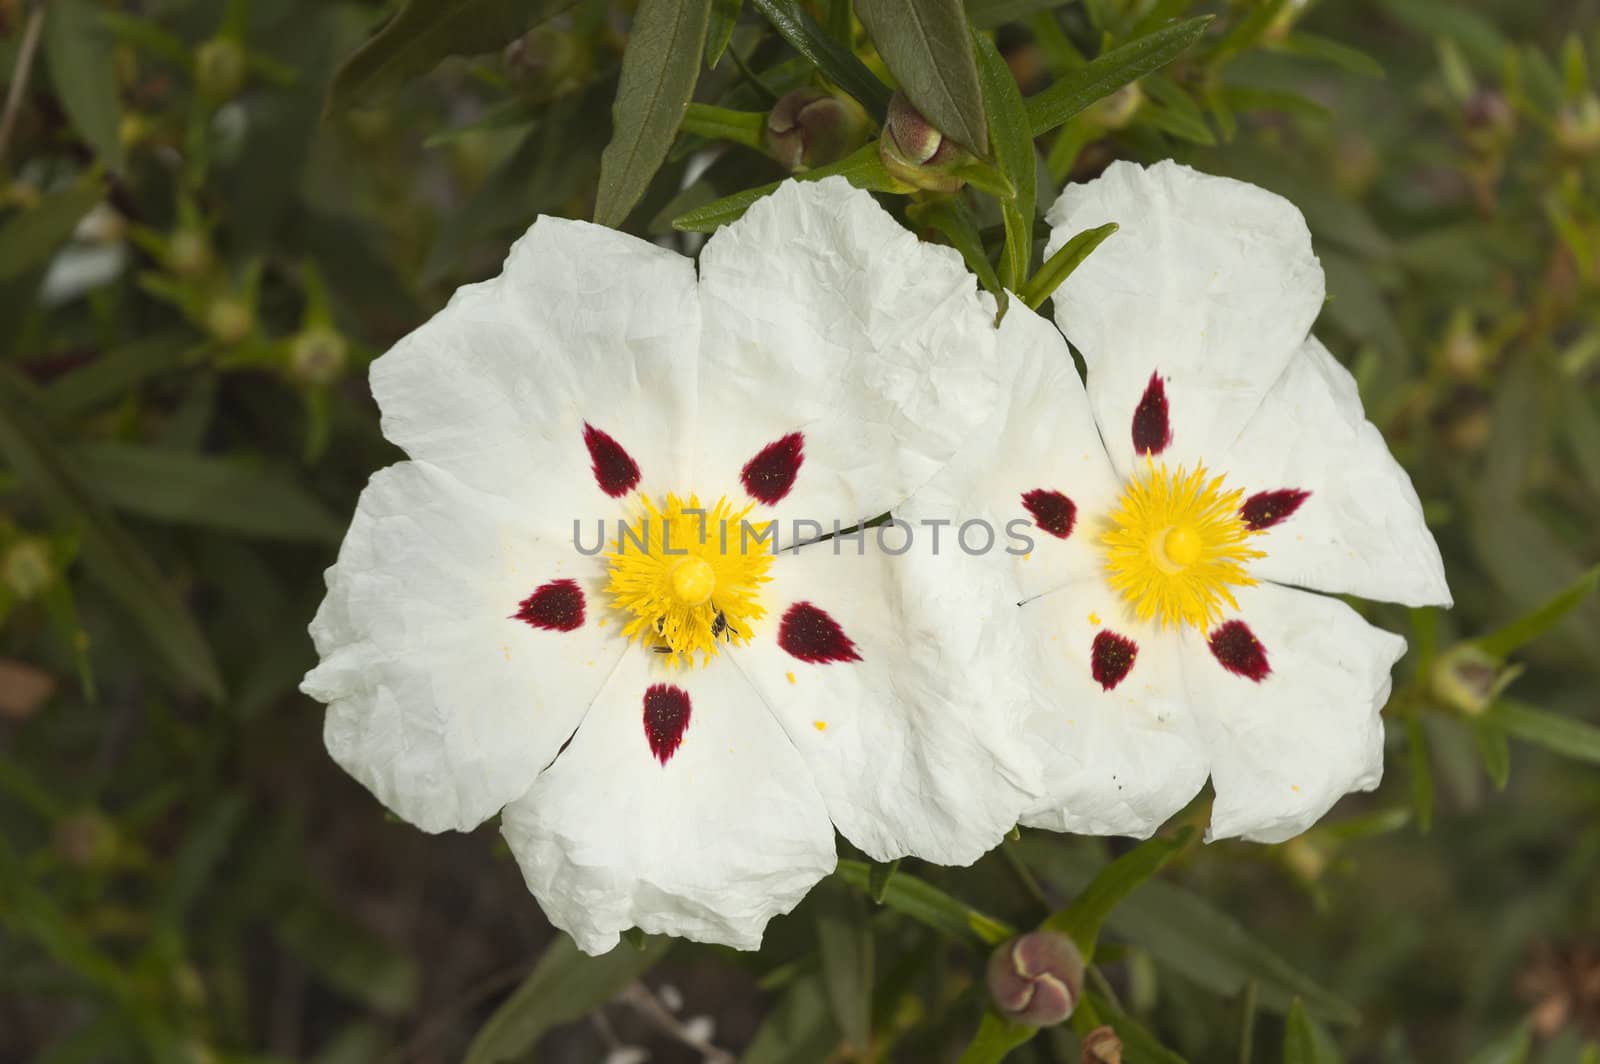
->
1, 0, 1598, 1061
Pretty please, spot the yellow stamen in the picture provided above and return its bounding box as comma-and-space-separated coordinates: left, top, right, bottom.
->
606, 493, 774, 667
1101, 462, 1264, 631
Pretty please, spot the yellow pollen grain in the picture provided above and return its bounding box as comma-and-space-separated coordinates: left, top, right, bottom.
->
813, 720, 827, 732
786, 671, 796, 685
1088, 612, 1101, 626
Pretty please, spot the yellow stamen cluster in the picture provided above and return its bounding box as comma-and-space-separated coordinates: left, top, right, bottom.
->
606, 494, 774, 667
1101, 463, 1264, 631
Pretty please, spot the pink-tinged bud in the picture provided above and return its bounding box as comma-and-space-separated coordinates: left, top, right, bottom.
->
1555, 94, 1600, 156
1462, 91, 1516, 153
879, 91, 970, 192
1081, 1025, 1123, 1064
1432, 643, 1522, 717
987, 931, 1084, 1027
766, 89, 867, 172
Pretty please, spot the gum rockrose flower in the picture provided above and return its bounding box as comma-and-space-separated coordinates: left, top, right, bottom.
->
902, 161, 1451, 843
301, 178, 1040, 954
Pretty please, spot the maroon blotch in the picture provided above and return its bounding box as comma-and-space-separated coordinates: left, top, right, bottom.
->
741, 432, 805, 505
583, 422, 641, 497
513, 579, 586, 632
643, 684, 692, 765
1090, 630, 1138, 691
777, 601, 862, 664
1240, 489, 1311, 531
1131, 372, 1173, 456
1209, 620, 1271, 682
1021, 489, 1077, 539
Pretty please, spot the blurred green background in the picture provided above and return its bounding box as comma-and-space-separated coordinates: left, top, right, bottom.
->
1, 0, 1598, 1061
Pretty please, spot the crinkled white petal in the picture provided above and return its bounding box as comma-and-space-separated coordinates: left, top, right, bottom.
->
1045, 160, 1325, 474
370, 217, 700, 536
1177, 582, 1405, 844
1015, 584, 1209, 838
898, 297, 1122, 603
1220, 336, 1451, 607
694, 177, 1004, 535
733, 538, 1040, 866
304, 462, 624, 833
501, 650, 837, 956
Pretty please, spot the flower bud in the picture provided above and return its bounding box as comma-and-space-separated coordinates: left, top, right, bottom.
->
3, 539, 54, 600
205, 296, 255, 345
289, 326, 349, 387
1081, 1025, 1124, 1064
1462, 91, 1516, 153
1086, 83, 1144, 131
1554, 94, 1600, 156
1440, 309, 1485, 380
879, 91, 970, 192
195, 37, 248, 101
1431, 643, 1522, 717
168, 229, 214, 278
987, 930, 1084, 1027
766, 89, 867, 172
55, 809, 118, 868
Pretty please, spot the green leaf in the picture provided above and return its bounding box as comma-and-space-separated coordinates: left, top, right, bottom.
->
327, 0, 582, 111
276, 889, 421, 1014
672, 143, 903, 231
1472, 718, 1511, 791
706, 0, 743, 68
1043, 828, 1194, 962
0, 182, 103, 284
1375, 0, 1507, 70
1272, 32, 1385, 79
43, 0, 125, 170
816, 883, 874, 1052
39, 333, 191, 416
1019, 221, 1118, 309
71, 442, 344, 542
1467, 1021, 1532, 1064
0, 371, 223, 700
742, 972, 841, 1064
1086, 991, 1189, 1064
464, 934, 672, 1064
1210, 0, 1290, 68
958, 1010, 1035, 1064
1473, 562, 1600, 660
1283, 999, 1343, 1064
680, 102, 769, 148
594, 0, 713, 227
857, 0, 988, 154
1485, 700, 1600, 768
1025, 17, 1212, 137
835, 859, 1014, 948
973, 32, 1034, 289
1405, 716, 1435, 834
750, 0, 892, 118
868, 857, 902, 903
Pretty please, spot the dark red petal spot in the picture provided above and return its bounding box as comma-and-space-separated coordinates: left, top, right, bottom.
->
1131, 372, 1172, 456
740, 432, 805, 505
1021, 489, 1077, 539
1240, 489, 1311, 531
513, 579, 586, 632
643, 683, 692, 765
777, 601, 862, 664
1209, 620, 1271, 682
583, 423, 641, 498
1090, 630, 1138, 691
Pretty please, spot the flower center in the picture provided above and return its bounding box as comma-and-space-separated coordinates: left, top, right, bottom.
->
606, 493, 774, 667
1101, 463, 1264, 630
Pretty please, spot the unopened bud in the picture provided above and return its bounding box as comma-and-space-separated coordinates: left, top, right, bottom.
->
55, 809, 118, 868
1555, 94, 1600, 156
1440, 309, 1484, 379
168, 229, 213, 277
195, 37, 247, 100
205, 296, 254, 345
879, 91, 970, 192
1082, 1025, 1123, 1064
289, 327, 349, 386
1087, 83, 1144, 131
3, 539, 53, 599
1462, 91, 1516, 153
505, 28, 588, 97
987, 930, 1084, 1027
766, 89, 867, 172
1432, 643, 1522, 717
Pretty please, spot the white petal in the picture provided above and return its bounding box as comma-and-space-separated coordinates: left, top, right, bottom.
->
1045, 160, 1325, 474
370, 217, 700, 535
1177, 582, 1405, 844
304, 462, 624, 833
501, 650, 837, 956
898, 298, 1122, 603
1219, 336, 1451, 607
1015, 584, 1209, 838
733, 539, 1040, 865
694, 177, 1004, 533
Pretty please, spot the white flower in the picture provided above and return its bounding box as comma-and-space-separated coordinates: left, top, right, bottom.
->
902, 161, 1451, 844
301, 178, 1040, 955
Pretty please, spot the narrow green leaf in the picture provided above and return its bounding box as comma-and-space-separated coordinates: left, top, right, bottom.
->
816, 883, 874, 1052
1019, 221, 1118, 309
868, 857, 902, 903
680, 102, 769, 148
328, 0, 582, 110
39, 333, 191, 415
0, 371, 223, 700
1472, 719, 1512, 791
1043, 827, 1194, 962
1272, 32, 1385, 79
276, 889, 421, 1014
672, 143, 903, 231
464, 934, 672, 1064
908, 197, 1005, 302
0, 182, 103, 284
706, 0, 743, 68
1283, 999, 1343, 1064
1405, 716, 1435, 834
958, 1010, 1035, 1064
742, 973, 841, 1064
595, 0, 713, 227
1210, 0, 1290, 68
1086, 991, 1189, 1064
857, 0, 988, 154
43, 0, 125, 170
750, 0, 892, 118
836, 859, 1014, 948
1474, 562, 1600, 660
973, 32, 1034, 289
1467, 1021, 1532, 1064
1486, 700, 1600, 768
1025, 17, 1212, 137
